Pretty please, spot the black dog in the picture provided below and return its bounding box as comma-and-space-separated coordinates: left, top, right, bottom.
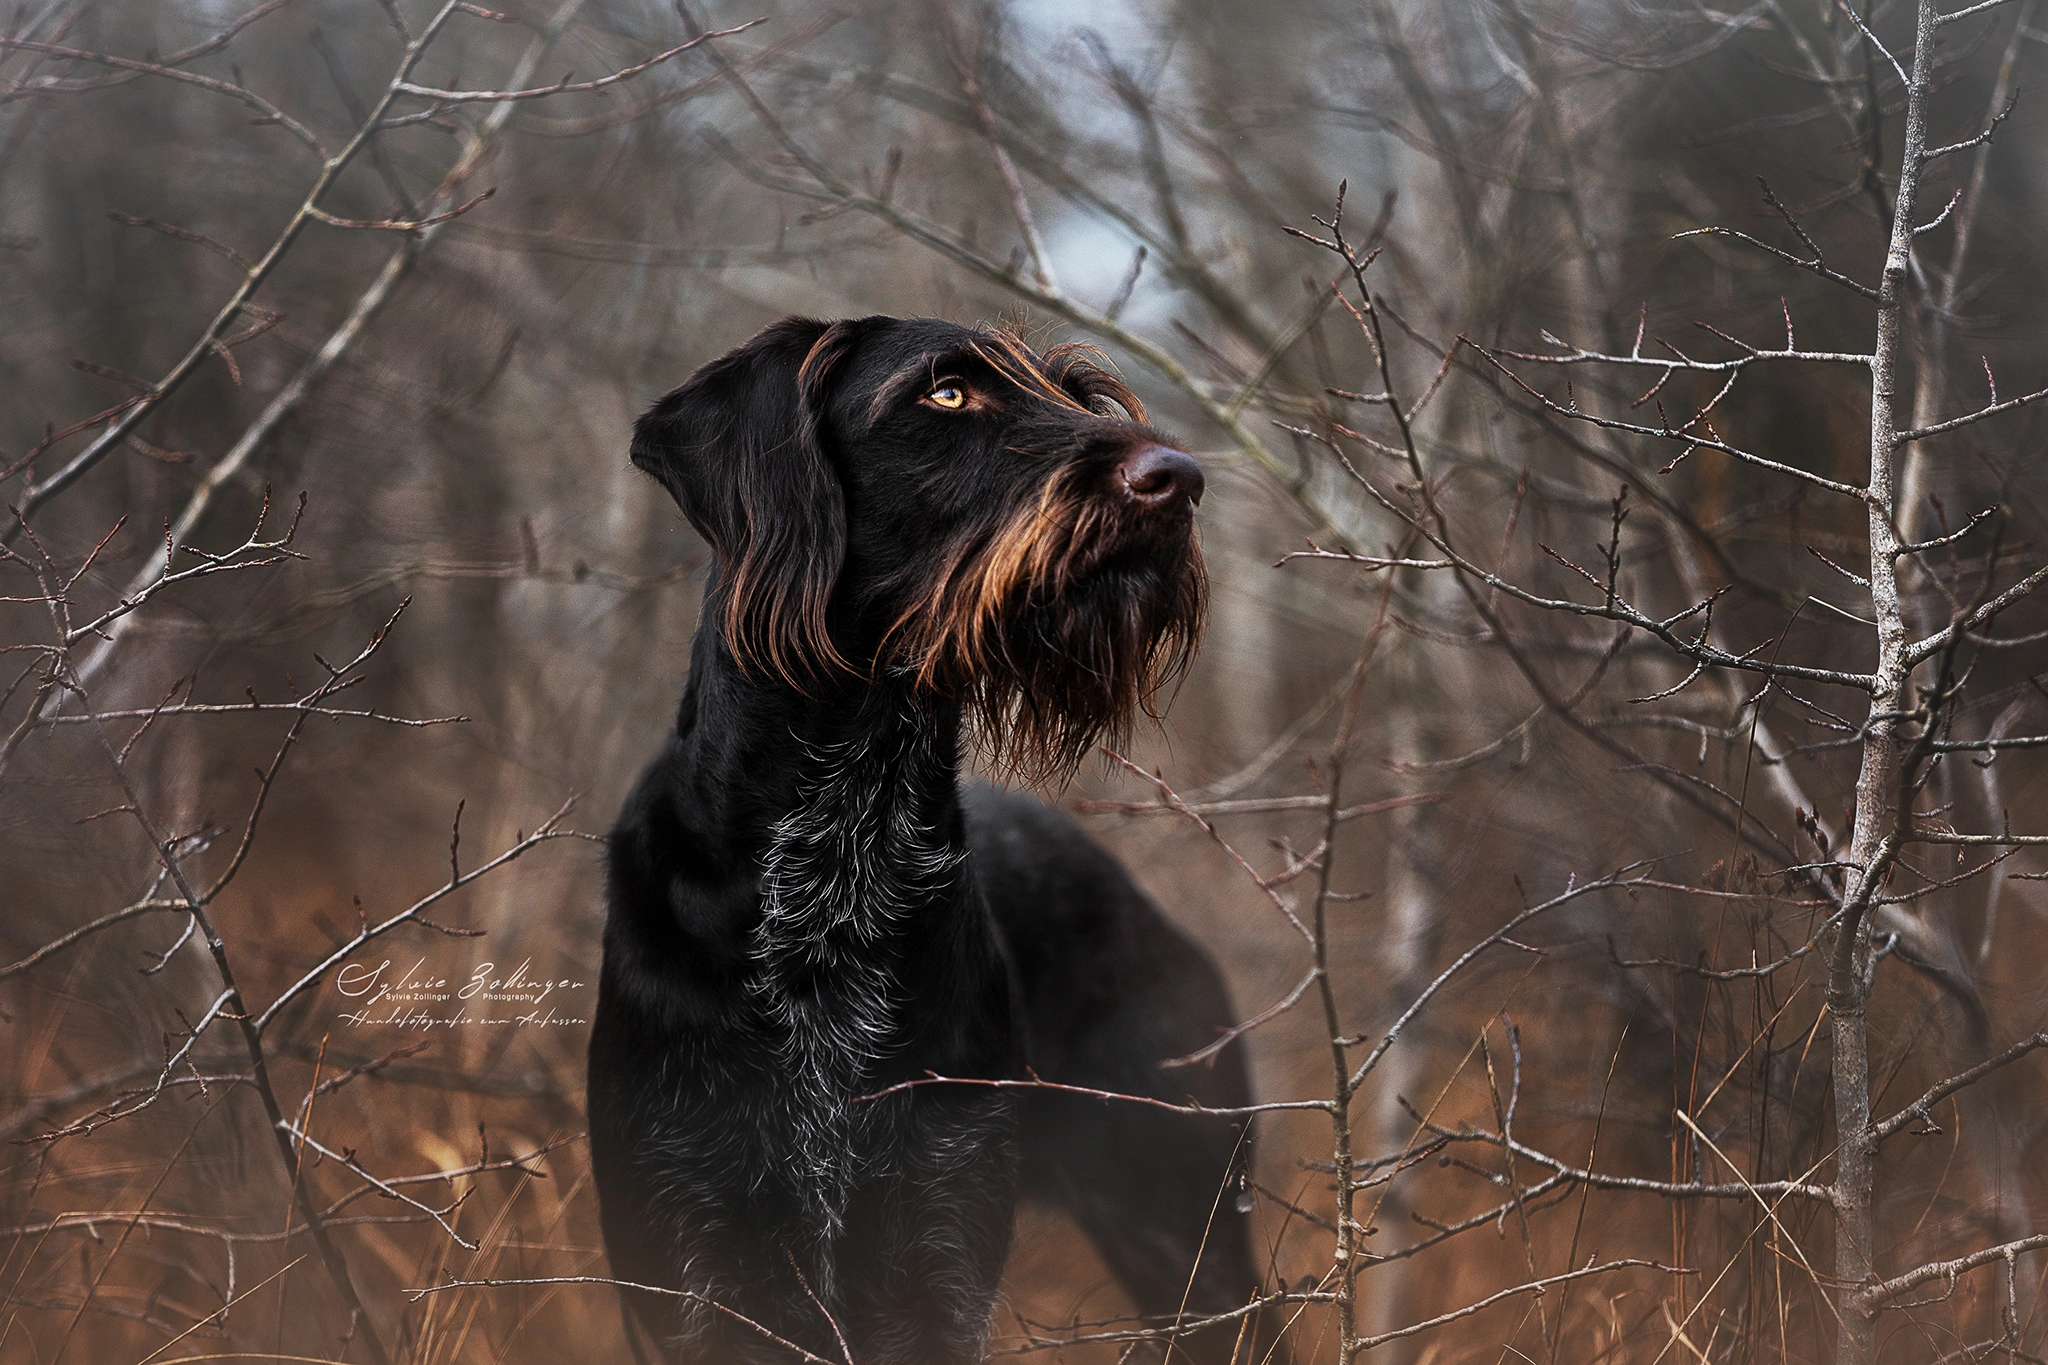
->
589, 317, 1280, 1363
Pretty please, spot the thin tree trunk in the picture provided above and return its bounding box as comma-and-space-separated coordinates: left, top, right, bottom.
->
1831, 4, 1937, 1359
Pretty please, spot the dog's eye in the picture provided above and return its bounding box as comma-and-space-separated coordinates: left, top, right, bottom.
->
926, 381, 968, 410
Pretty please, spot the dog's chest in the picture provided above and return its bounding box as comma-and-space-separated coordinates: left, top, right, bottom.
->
746, 712, 966, 1217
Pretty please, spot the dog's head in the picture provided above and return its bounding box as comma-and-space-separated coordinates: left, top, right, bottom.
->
632, 315, 1207, 781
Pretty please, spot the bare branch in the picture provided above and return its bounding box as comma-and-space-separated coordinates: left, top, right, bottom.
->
390, 20, 761, 104
1938, 0, 2022, 20
1865, 1233, 2048, 1305
403, 1277, 840, 1364
107, 212, 253, 269
274, 1122, 476, 1248
1920, 85, 2022, 161
1353, 1260, 1692, 1352
1673, 225, 1881, 299
0, 899, 188, 981
1899, 382, 2048, 440
1349, 866, 1656, 1089
306, 188, 496, 232
1473, 343, 1870, 498
1905, 560, 2048, 663
933, 0, 1057, 296
854, 1071, 1332, 1118
1158, 966, 1319, 1070
252, 796, 587, 1032
1871, 1033, 2048, 1141
0, 35, 325, 152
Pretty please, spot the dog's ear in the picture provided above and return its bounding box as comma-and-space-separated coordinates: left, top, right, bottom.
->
632, 317, 863, 687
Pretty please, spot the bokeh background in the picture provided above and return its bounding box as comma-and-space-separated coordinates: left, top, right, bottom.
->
5, 0, 2048, 1360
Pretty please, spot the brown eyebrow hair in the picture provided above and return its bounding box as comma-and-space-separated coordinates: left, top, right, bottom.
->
865, 330, 1147, 426
1034, 339, 1147, 423
972, 331, 1149, 422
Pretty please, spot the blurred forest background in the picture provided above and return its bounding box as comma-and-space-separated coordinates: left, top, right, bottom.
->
4, 0, 2047, 1361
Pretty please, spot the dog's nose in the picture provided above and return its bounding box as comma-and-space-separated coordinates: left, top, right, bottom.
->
1118, 445, 1204, 509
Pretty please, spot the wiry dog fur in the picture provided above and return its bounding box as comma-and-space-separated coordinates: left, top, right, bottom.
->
589, 316, 1280, 1364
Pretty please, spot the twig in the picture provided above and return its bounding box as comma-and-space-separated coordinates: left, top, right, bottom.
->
853, 1071, 1333, 1117
404, 1276, 841, 1363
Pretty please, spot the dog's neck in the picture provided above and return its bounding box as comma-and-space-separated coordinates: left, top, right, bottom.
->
667, 626, 976, 1224
670, 624, 966, 860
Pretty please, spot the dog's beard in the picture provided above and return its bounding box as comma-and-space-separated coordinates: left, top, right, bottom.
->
883, 464, 1207, 785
